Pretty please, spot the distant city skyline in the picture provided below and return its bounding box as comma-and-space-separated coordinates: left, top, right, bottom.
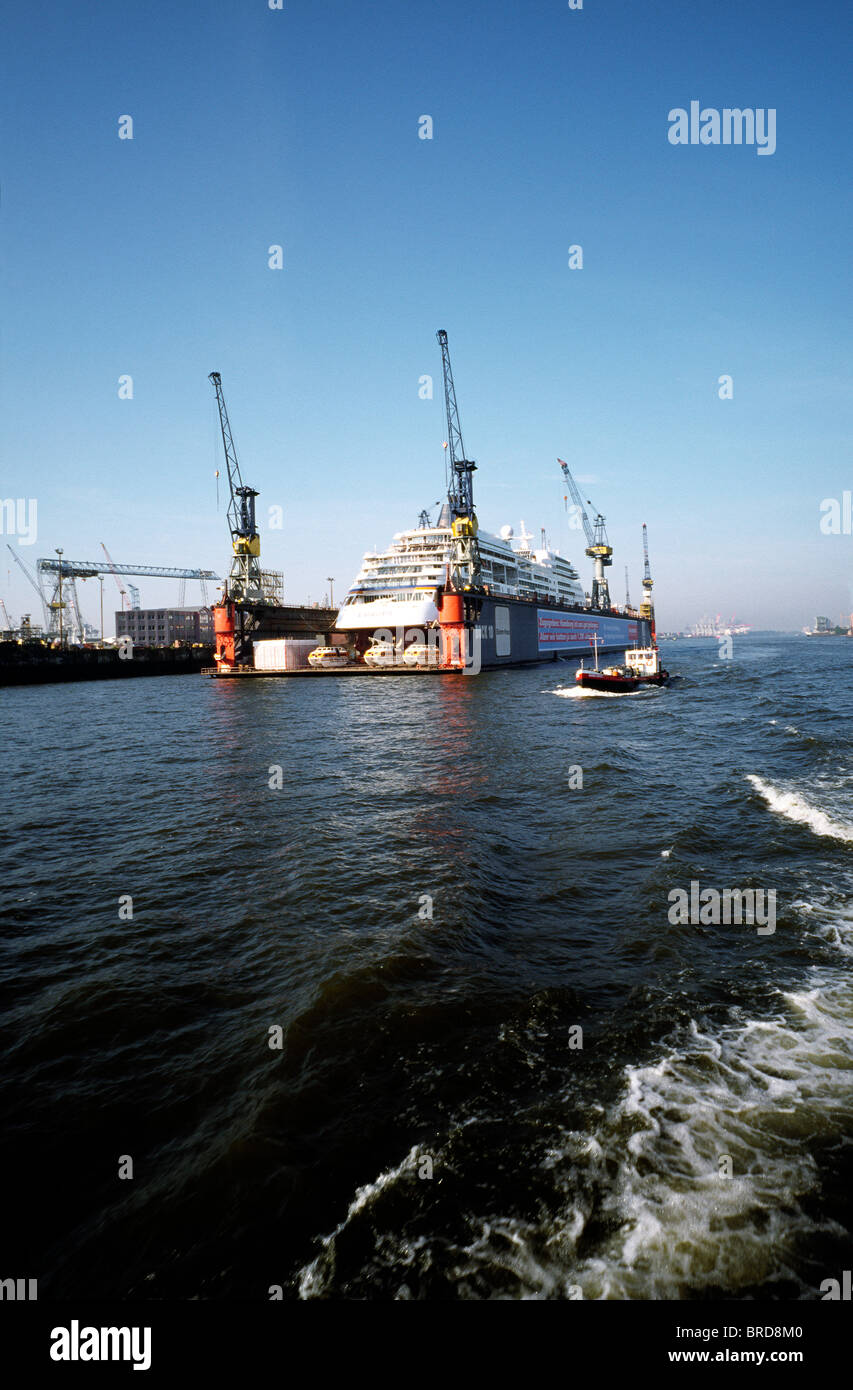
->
1, 0, 850, 634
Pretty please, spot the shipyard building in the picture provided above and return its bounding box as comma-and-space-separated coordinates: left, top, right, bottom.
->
116, 607, 213, 646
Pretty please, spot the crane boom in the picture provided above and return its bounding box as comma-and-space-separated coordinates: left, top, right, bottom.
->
209, 372, 259, 550
100, 542, 129, 609
557, 458, 612, 609
6, 544, 50, 628
640, 523, 656, 644
38, 559, 219, 580
436, 330, 477, 523
558, 459, 595, 547
642, 522, 652, 584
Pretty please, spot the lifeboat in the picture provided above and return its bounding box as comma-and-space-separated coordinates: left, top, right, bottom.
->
402, 641, 438, 667
363, 636, 398, 667
308, 646, 351, 669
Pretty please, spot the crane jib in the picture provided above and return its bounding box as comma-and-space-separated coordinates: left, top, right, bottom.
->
209, 372, 260, 544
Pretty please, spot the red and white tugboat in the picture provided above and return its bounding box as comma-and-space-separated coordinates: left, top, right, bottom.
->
575, 635, 669, 693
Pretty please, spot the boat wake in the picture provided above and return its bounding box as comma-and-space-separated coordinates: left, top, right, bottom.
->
298, 1145, 426, 1298
747, 774, 853, 843
553, 686, 653, 700
297, 957, 853, 1299
557, 970, 853, 1299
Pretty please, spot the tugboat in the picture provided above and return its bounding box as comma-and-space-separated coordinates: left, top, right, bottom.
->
575, 635, 669, 693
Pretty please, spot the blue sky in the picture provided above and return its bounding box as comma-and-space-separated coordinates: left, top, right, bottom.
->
1, 0, 851, 632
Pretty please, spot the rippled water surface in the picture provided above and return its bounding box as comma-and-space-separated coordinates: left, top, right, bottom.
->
2, 636, 852, 1299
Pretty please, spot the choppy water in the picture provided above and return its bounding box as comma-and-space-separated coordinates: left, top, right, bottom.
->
2, 635, 852, 1300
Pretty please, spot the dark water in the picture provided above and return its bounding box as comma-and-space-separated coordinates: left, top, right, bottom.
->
2, 636, 852, 1300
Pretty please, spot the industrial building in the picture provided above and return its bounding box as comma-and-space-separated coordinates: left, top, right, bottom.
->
116, 607, 213, 647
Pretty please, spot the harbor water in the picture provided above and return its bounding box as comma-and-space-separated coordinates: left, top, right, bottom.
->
1, 635, 851, 1299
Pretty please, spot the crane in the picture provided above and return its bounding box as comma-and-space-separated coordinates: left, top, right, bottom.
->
558, 459, 613, 610
27, 553, 90, 643
209, 372, 268, 605
101, 543, 129, 611
417, 501, 442, 529
436, 330, 480, 589
625, 566, 632, 609
640, 523, 656, 644
33, 557, 219, 637
7, 544, 50, 629
0, 597, 13, 632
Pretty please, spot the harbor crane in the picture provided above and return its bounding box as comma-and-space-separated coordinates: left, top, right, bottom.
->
7, 544, 50, 630
436, 329, 480, 588
558, 459, 613, 610
25, 552, 91, 643
625, 566, 632, 609
209, 371, 273, 606
417, 501, 442, 529
639, 522, 656, 643
35, 558, 221, 643
101, 542, 129, 611
208, 371, 284, 667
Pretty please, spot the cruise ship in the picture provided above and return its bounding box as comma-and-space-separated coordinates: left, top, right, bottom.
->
338, 508, 581, 624
335, 506, 649, 668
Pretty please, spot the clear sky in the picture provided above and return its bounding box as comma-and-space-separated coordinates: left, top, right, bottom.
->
1, 0, 851, 633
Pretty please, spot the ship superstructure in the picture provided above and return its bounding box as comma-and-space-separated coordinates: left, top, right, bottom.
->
338, 514, 586, 634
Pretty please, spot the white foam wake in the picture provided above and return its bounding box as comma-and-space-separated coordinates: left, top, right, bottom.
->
747, 774, 853, 843
296, 886, 853, 1300
562, 973, 853, 1299
553, 686, 646, 700
298, 1145, 424, 1298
